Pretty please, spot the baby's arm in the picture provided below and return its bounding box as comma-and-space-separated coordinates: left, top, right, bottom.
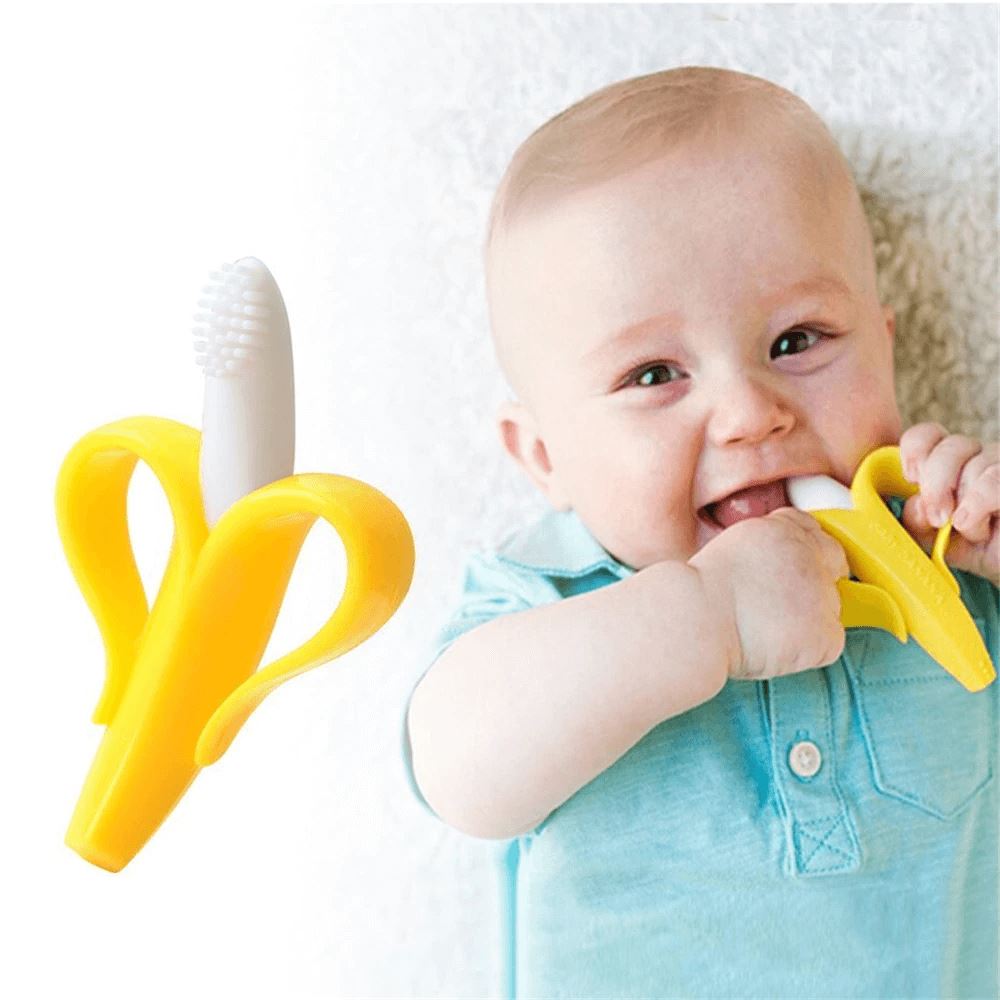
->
408, 509, 848, 839
407, 559, 728, 839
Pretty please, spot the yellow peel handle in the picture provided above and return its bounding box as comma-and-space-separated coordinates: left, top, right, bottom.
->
836, 579, 908, 641
54, 417, 207, 724
192, 473, 415, 767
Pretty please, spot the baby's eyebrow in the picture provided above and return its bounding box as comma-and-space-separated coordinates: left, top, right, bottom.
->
760, 274, 854, 311
582, 310, 685, 371
583, 274, 855, 372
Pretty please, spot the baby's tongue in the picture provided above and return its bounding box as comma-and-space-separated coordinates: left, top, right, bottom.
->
710, 480, 790, 529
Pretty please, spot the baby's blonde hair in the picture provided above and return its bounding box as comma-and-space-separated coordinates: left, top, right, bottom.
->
485, 66, 853, 260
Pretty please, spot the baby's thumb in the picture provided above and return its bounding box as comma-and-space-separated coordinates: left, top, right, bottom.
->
820, 531, 851, 582
780, 507, 850, 579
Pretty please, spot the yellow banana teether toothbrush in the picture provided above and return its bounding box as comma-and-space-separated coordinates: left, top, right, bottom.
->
56, 258, 415, 872
787, 446, 994, 693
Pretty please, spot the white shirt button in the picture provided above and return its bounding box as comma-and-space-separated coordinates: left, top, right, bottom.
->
789, 740, 822, 778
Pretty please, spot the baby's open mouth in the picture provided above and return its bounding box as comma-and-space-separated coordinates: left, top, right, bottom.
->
701, 479, 791, 529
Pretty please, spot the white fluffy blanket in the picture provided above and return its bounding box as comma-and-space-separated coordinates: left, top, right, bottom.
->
294, 6, 997, 995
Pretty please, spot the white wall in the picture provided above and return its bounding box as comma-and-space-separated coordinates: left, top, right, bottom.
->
2, 3, 995, 997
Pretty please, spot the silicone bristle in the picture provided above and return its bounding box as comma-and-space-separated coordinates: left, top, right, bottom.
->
192, 260, 272, 377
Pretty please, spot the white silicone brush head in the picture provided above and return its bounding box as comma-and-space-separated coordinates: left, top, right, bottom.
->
194, 256, 295, 527
787, 474, 854, 512
193, 257, 286, 377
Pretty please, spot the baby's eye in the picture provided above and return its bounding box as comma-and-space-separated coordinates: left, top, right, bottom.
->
630, 363, 684, 387
770, 327, 822, 359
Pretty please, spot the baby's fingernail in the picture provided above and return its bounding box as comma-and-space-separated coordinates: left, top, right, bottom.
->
952, 507, 969, 530
927, 505, 944, 527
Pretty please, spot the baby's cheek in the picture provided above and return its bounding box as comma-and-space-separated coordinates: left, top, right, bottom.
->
589, 448, 696, 564
854, 374, 901, 442
819, 363, 901, 453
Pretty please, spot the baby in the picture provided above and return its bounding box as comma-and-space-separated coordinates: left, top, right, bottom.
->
405, 67, 999, 999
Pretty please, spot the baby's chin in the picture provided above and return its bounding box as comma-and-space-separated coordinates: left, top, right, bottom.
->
605, 533, 706, 572
610, 512, 734, 570
589, 504, 745, 569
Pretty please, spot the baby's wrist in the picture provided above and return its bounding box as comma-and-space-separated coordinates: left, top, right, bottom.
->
686, 552, 742, 685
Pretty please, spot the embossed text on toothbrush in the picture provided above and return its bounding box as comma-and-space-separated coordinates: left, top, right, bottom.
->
870, 520, 945, 608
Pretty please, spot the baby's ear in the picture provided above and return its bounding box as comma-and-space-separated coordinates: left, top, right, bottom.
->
882, 303, 896, 341
496, 401, 571, 511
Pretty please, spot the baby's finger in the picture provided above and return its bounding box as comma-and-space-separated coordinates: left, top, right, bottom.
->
915, 434, 982, 526
899, 422, 948, 482
770, 507, 850, 579
900, 494, 937, 552
954, 444, 999, 505
811, 523, 851, 581
830, 538, 851, 582
952, 458, 1000, 543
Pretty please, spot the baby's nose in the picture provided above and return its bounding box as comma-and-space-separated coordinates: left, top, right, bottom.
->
706, 374, 795, 447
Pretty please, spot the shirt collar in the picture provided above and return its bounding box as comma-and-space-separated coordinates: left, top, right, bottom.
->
495, 508, 635, 580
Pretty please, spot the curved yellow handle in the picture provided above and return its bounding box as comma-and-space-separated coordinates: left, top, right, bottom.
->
850, 445, 957, 585
192, 472, 415, 765
55, 416, 207, 724
836, 579, 907, 640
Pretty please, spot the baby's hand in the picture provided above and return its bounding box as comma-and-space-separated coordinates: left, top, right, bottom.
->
689, 509, 849, 680
899, 423, 999, 583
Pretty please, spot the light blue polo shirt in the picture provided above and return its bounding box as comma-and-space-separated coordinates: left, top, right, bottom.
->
403, 506, 999, 1000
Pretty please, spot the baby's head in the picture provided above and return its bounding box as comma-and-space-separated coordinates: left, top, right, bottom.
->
485, 66, 902, 570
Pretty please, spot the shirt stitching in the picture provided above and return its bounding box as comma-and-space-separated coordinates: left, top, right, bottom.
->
796, 815, 859, 872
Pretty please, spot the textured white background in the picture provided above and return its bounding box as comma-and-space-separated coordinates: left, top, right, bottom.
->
2, 3, 996, 998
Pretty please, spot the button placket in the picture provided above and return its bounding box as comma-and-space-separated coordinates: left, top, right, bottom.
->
766, 665, 861, 877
